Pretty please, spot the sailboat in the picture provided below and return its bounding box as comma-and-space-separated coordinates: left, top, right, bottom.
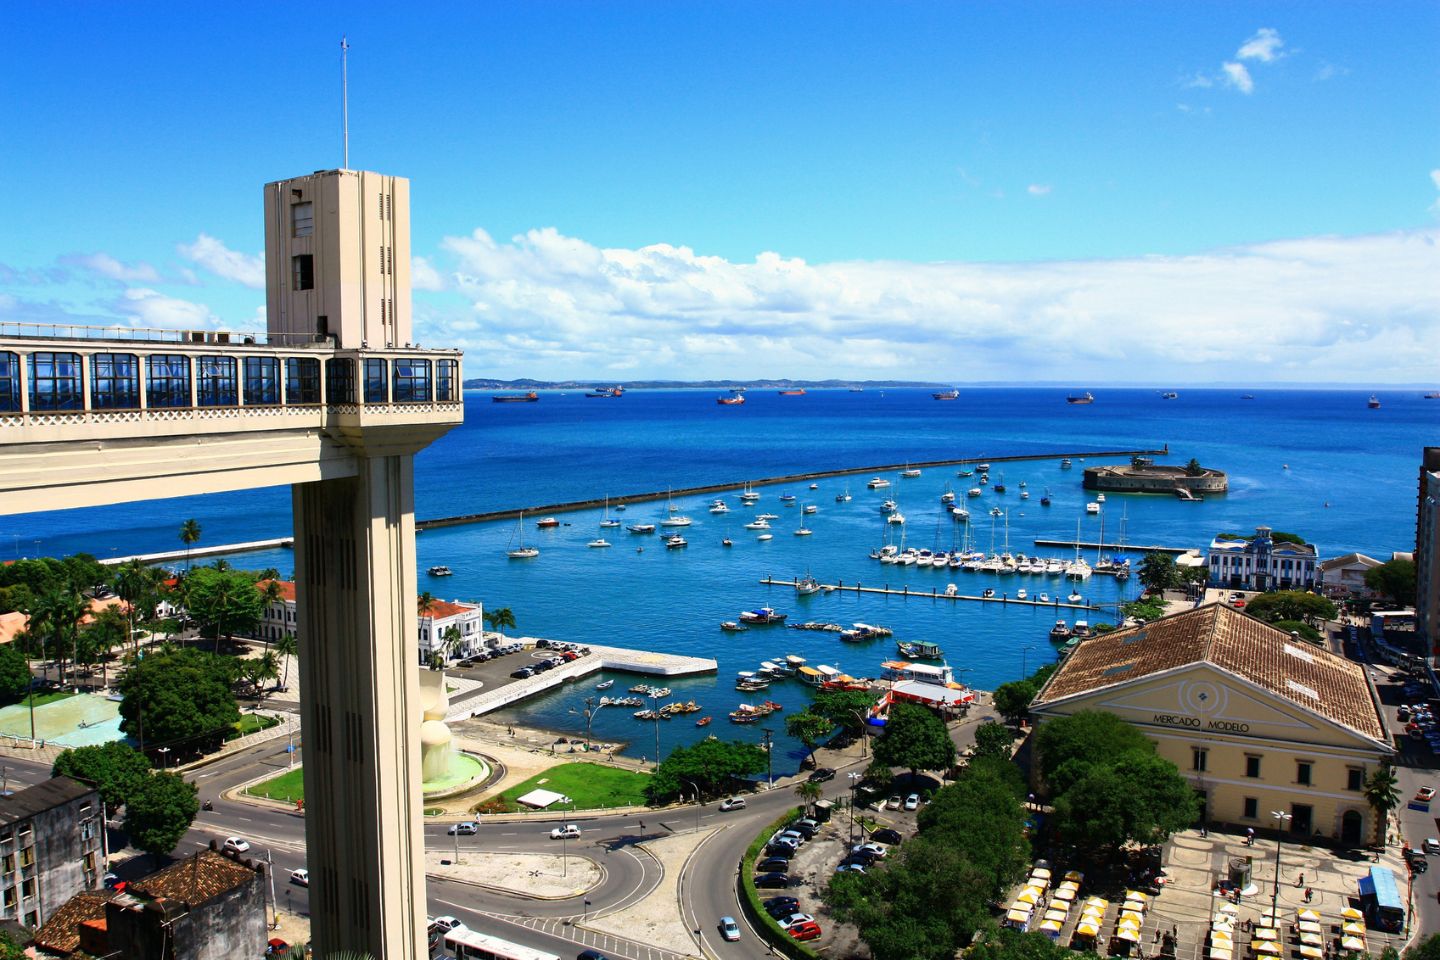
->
834, 485, 852, 503
507, 513, 540, 559
660, 488, 693, 527
599, 495, 621, 528
1063, 518, 1091, 580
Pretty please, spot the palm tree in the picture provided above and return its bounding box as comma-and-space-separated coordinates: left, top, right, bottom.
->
26, 587, 87, 689
260, 579, 285, 648
179, 518, 202, 572
418, 592, 437, 662
1364, 764, 1400, 847
113, 559, 149, 654
442, 625, 464, 663
82, 606, 127, 690
274, 633, 299, 690
256, 651, 280, 694
794, 780, 822, 815
484, 606, 517, 641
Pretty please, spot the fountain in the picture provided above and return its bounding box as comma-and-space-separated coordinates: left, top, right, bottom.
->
417, 670, 489, 800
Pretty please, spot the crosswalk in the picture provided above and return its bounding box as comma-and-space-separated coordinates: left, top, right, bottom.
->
493, 913, 699, 960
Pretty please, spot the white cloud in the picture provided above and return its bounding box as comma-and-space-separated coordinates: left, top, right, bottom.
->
1237, 28, 1284, 63
1430, 169, 1440, 215
1221, 62, 1254, 94
1182, 73, 1214, 90
412, 256, 445, 291
177, 234, 264, 288
415, 225, 1440, 383
113, 288, 221, 330
63, 253, 161, 283
1027, 184, 1052, 197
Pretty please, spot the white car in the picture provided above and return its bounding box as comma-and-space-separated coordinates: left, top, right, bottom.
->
904, 793, 921, 811
719, 797, 747, 812
550, 824, 581, 840
852, 842, 888, 859
778, 912, 817, 929
430, 916, 462, 932
719, 916, 741, 941
289, 868, 308, 887
222, 837, 251, 855
447, 821, 479, 835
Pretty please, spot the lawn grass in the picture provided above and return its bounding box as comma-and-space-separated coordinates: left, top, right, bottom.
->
246, 766, 306, 804
226, 713, 281, 741
13, 690, 77, 709
481, 762, 650, 813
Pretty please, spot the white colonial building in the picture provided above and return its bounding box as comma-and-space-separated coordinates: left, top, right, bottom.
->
1207, 526, 1318, 592
255, 580, 484, 664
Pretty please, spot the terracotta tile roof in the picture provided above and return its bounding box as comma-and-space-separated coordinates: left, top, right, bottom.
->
32, 890, 116, 955
1033, 603, 1387, 744
256, 579, 296, 603
421, 598, 479, 620
0, 609, 26, 645
130, 849, 259, 905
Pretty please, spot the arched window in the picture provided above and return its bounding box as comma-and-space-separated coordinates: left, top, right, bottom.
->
146, 355, 191, 408
92, 353, 140, 409
28, 352, 83, 411
243, 356, 281, 405
197, 356, 238, 407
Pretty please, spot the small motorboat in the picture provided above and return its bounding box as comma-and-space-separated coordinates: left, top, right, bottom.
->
596, 679, 615, 690
696, 716, 712, 727
982, 588, 995, 599
739, 607, 788, 625
720, 621, 749, 632
809, 483, 819, 489
587, 539, 611, 548
1068, 592, 1084, 604
536, 517, 560, 528
628, 523, 656, 534
427, 565, 453, 577
665, 534, 688, 549
722, 537, 733, 547
1049, 620, 1071, 642
758, 533, 774, 541
1016, 589, 1028, 600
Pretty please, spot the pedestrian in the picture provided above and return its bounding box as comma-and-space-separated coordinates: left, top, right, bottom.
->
1154, 930, 1162, 944
1304, 887, 1313, 903
1172, 925, 1178, 939
1246, 827, 1255, 846
1296, 872, 1304, 887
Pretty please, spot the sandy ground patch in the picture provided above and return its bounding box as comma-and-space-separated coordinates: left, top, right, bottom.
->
425, 849, 603, 899
584, 826, 718, 956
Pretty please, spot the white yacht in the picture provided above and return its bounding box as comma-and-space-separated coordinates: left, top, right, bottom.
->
587, 538, 611, 548
709, 500, 729, 514
661, 514, 693, 527
887, 511, 906, 525
967, 487, 983, 498
1086, 502, 1100, 515
867, 477, 891, 489
743, 519, 771, 530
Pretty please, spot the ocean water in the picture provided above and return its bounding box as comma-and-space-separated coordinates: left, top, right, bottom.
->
7, 387, 1437, 772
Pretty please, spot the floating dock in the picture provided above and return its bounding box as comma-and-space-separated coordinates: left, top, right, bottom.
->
1033, 539, 1195, 555
759, 577, 1100, 610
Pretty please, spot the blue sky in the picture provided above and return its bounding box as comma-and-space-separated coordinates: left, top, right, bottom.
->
2, 2, 1437, 382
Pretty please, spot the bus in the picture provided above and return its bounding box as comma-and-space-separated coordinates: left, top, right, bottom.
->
1358, 866, 1404, 933
442, 925, 562, 960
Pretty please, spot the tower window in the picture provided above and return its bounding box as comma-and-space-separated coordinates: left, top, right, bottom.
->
291, 202, 314, 238
292, 255, 314, 291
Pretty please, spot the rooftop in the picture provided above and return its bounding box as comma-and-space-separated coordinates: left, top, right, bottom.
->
1033, 603, 1387, 744
130, 848, 261, 905
0, 776, 96, 827
31, 889, 116, 955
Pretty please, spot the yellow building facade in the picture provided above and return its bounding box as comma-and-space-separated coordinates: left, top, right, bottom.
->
1031, 604, 1392, 846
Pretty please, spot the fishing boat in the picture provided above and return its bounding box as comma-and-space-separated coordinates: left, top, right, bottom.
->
596, 679, 615, 690
696, 716, 712, 726
1368, 395, 1381, 409
835, 487, 852, 502
492, 391, 539, 403
627, 523, 656, 534
1071, 620, 1092, 639
739, 607, 788, 624
587, 538, 611, 548
803, 504, 817, 514
720, 621, 749, 632
716, 394, 746, 405
1066, 391, 1094, 404
1049, 620, 1071, 642
932, 388, 960, 400
897, 640, 944, 660
796, 575, 822, 595
535, 516, 560, 528
507, 513, 540, 559
427, 565, 453, 577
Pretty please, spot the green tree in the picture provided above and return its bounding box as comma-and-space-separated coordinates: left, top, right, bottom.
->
785, 710, 833, 769
1051, 751, 1198, 859
1403, 935, 1440, 960
991, 680, 1038, 724
79, 605, 127, 688
442, 625, 464, 662
0, 645, 31, 702
179, 518, 202, 572
483, 606, 516, 639
183, 567, 266, 646
872, 702, 956, 780
274, 633, 299, 690
1033, 710, 1154, 795
124, 770, 199, 856
0, 929, 26, 960
52, 742, 153, 809
24, 585, 87, 688
917, 760, 1029, 896
1137, 551, 1179, 593
970, 929, 1078, 960
972, 720, 1016, 762
810, 688, 878, 737
1364, 764, 1400, 847
1366, 559, 1417, 607
645, 738, 766, 803
118, 647, 240, 751
1245, 591, 1338, 628
794, 779, 822, 814
1184, 458, 1204, 476
1271, 619, 1322, 643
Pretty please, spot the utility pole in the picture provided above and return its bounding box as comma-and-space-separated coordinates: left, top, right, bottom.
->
761, 728, 774, 788
266, 848, 278, 930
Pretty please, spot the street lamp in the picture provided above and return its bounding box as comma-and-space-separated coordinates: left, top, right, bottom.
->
1021, 646, 1036, 677
848, 709, 869, 758
1270, 809, 1293, 919
157, 747, 170, 771
848, 772, 863, 843
680, 778, 702, 834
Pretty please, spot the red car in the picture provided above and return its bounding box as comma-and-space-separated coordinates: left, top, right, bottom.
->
788, 920, 822, 941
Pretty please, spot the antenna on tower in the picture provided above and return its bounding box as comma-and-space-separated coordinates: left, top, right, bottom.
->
341, 35, 350, 169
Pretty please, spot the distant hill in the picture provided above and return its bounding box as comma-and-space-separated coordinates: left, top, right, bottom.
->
462, 378, 946, 390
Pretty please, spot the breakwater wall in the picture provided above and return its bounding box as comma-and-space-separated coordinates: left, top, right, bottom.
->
417, 446, 1169, 529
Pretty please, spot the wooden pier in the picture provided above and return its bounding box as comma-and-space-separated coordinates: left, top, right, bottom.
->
760, 577, 1101, 610
1033, 539, 1195, 555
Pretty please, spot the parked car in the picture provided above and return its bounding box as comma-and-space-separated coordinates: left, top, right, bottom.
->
843, 851, 877, 867
222, 837, 251, 854
835, 862, 867, 874
777, 913, 816, 930
852, 842, 888, 859
886, 795, 902, 809
809, 767, 836, 783
790, 822, 817, 840
550, 824, 582, 839
448, 821, 479, 835
904, 793, 921, 811
510, 668, 533, 679
1399, 708, 1412, 722
871, 828, 903, 846
577, 951, 611, 960
719, 797, 747, 812
1417, 787, 1436, 802
1424, 838, 1440, 856
754, 872, 794, 889
719, 916, 741, 941
430, 916, 462, 932
756, 857, 791, 874
763, 896, 799, 917
767, 840, 798, 857
789, 920, 823, 942
1405, 849, 1429, 873
289, 868, 309, 887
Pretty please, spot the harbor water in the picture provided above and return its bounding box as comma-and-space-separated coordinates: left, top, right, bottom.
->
7, 387, 1436, 772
